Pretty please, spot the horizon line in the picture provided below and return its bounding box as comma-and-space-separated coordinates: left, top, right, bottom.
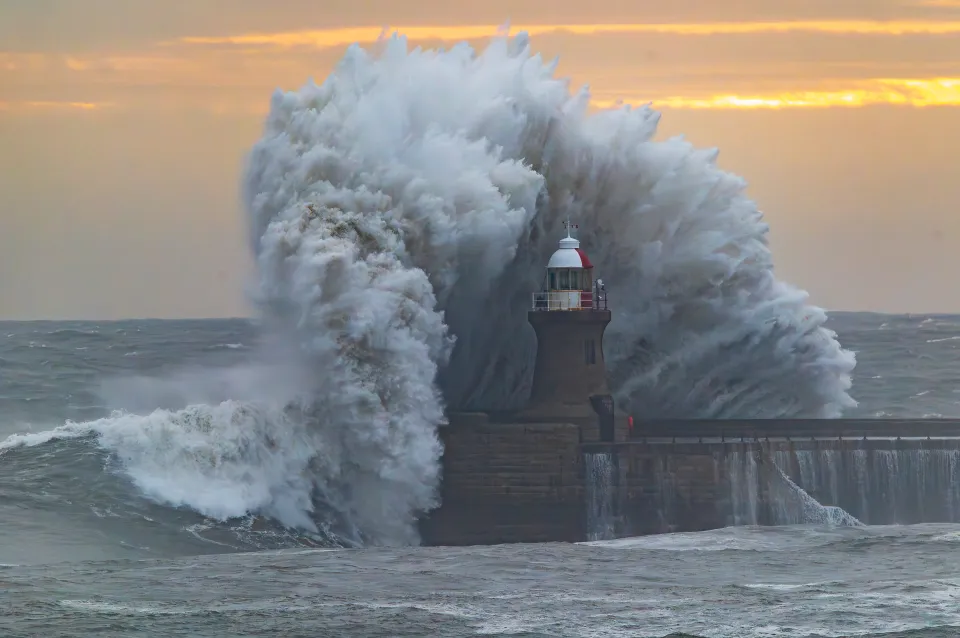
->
0, 310, 947, 323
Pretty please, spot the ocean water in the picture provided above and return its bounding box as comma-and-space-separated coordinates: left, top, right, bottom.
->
4, 28, 955, 638
2, 312, 960, 637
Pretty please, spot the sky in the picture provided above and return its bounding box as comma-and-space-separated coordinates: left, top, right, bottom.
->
2, 0, 959, 319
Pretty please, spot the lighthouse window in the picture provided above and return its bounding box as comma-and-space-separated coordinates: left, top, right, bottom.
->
549, 271, 556, 290
559, 269, 570, 290
584, 339, 597, 365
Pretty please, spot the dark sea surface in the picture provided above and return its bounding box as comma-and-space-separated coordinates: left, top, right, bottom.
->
3, 312, 960, 637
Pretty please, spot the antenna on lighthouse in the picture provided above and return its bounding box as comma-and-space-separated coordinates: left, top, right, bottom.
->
563, 218, 579, 238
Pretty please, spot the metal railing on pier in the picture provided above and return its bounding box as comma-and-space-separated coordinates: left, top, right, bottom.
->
626, 418, 960, 442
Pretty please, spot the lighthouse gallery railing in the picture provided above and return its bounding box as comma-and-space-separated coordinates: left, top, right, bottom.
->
531, 291, 608, 311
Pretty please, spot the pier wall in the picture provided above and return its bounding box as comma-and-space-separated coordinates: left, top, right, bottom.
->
419, 418, 960, 546
583, 438, 960, 539
418, 415, 586, 546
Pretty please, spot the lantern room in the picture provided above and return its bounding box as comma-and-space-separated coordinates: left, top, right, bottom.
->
532, 221, 607, 311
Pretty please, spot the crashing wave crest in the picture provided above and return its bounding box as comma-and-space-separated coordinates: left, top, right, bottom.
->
242, 30, 856, 540
6, 31, 857, 545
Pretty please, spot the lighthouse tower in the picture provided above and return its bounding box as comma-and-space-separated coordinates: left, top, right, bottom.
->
525, 221, 616, 439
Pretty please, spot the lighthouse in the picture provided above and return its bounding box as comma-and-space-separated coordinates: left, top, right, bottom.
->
524, 221, 616, 440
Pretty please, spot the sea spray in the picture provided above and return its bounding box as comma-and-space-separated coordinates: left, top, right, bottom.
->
246, 31, 856, 418
2, 30, 858, 544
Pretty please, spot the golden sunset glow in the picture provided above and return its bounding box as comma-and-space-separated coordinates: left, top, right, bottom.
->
7, 77, 960, 113
0, 100, 114, 111
5, 13, 960, 115
2, 15, 960, 113
606, 78, 960, 110
5, 0, 960, 318
176, 20, 960, 50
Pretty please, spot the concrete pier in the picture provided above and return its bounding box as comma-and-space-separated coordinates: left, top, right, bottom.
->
419, 418, 960, 546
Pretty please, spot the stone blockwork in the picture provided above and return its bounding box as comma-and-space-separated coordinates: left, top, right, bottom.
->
419, 414, 585, 546
600, 443, 729, 536
524, 309, 612, 421
580, 442, 730, 538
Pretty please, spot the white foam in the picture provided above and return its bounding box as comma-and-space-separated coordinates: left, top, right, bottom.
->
741, 582, 823, 590
0, 423, 94, 450
579, 530, 785, 552
931, 531, 960, 542
58, 598, 313, 616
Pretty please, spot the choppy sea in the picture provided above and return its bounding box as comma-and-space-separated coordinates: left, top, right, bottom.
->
3, 311, 960, 637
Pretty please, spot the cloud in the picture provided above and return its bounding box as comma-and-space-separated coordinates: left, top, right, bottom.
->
0, 100, 116, 112
174, 21, 960, 50
603, 77, 960, 109
0, 53, 47, 72
8, 22, 960, 113
63, 55, 189, 74
8, 77, 959, 114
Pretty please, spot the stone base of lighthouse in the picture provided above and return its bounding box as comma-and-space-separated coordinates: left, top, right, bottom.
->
417, 225, 631, 545
521, 309, 613, 421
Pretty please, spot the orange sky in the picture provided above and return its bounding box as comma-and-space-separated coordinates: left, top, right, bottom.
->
2, 0, 959, 318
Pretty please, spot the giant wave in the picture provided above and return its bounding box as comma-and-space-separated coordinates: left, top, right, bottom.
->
1, 31, 856, 546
